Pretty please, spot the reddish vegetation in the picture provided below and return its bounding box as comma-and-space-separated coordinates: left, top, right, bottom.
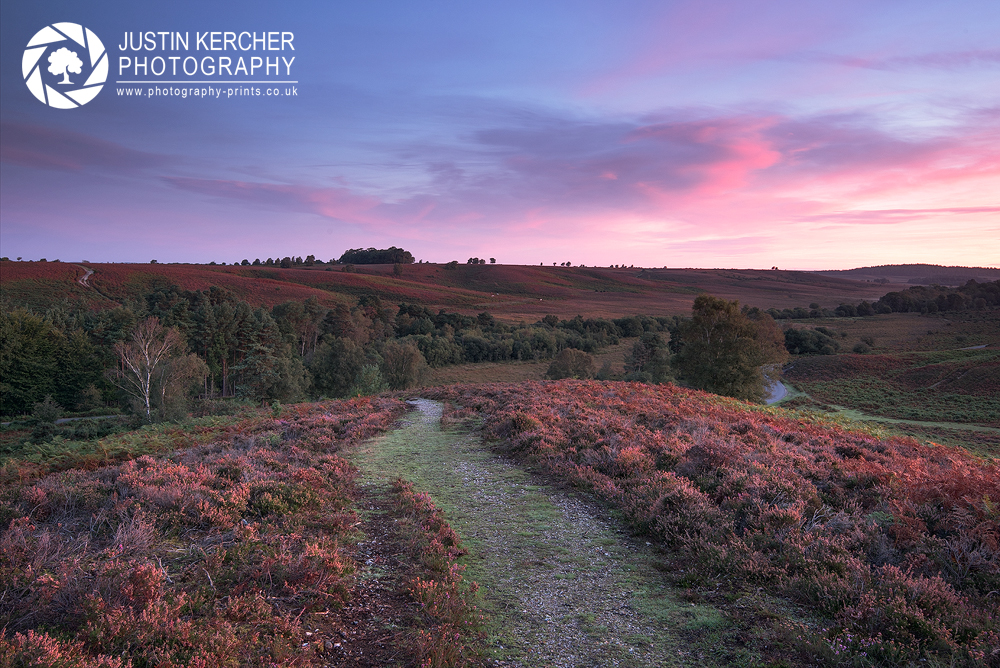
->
0, 261, 85, 282
0, 261, 97, 309
2, 260, 893, 318
393, 478, 484, 667
0, 397, 406, 667
266, 266, 488, 307
791, 354, 917, 379
87, 263, 347, 308
1, 401, 400, 485
427, 381, 1000, 666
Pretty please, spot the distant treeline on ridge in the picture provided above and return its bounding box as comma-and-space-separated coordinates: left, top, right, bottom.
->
338, 247, 415, 265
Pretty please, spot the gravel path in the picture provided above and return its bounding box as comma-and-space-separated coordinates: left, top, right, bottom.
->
349, 399, 707, 667
764, 380, 788, 404
77, 267, 94, 286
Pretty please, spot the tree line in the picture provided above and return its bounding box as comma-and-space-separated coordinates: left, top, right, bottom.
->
338, 247, 415, 265
768, 279, 999, 320
565, 295, 789, 404
0, 283, 675, 419
8, 277, 986, 420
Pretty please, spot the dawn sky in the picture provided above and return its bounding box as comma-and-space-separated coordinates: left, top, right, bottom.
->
1, 0, 998, 269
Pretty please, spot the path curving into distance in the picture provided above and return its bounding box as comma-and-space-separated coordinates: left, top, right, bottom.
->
75, 265, 94, 287
764, 380, 788, 404
346, 399, 728, 667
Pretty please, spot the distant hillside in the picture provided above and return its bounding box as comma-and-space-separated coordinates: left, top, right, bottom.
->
1, 260, 893, 320
814, 264, 1000, 285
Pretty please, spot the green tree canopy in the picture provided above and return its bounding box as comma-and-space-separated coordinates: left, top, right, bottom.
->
623, 332, 671, 383
545, 348, 596, 380
672, 295, 788, 403
338, 247, 414, 265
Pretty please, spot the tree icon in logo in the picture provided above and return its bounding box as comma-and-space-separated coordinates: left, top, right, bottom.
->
47, 47, 83, 85
22, 22, 106, 108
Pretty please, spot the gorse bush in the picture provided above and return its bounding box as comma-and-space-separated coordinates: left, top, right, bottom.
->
427, 381, 1000, 666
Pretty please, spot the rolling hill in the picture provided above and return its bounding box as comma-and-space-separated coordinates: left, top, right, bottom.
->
1, 260, 897, 319
815, 263, 1000, 286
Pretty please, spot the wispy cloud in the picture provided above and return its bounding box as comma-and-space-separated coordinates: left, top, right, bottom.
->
789, 48, 1000, 71
164, 177, 381, 221
0, 121, 170, 172
802, 206, 1000, 224
160, 103, 1000, 246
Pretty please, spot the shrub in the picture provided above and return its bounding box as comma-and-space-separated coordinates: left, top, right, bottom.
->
31, 396, 62, 424
351, 364, 389, 396
784, 327, 840, 355
393, 478, 484, 667
623, 333, 671, 383
545, 348, 596, 380
380, 340, 429, 390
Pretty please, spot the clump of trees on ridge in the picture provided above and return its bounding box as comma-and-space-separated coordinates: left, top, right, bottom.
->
338, 247, 414, 265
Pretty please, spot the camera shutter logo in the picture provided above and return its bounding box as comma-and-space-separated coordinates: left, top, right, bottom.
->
23, 23, 107, 108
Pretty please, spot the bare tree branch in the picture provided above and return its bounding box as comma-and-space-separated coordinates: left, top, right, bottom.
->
110, 317, 183, 422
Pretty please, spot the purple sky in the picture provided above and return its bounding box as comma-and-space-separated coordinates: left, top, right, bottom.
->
1, 0, 998, 269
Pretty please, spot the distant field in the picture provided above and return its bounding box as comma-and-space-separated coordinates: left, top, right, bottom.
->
781, 311, 999, 353
0, 262, 101, 310
780, 342, 1000, 455
1, 260, 895, 318
815, 263, 1000, 285
785, 349, 1000, 422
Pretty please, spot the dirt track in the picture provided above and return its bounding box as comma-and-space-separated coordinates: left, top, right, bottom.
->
346, 399, 724, 667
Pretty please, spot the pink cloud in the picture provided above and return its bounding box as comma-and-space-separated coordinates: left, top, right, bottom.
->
629, 117, 782, 195
155, 107, 998, 255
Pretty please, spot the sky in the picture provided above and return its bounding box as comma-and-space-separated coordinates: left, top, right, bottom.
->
1, 0, 998, 269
